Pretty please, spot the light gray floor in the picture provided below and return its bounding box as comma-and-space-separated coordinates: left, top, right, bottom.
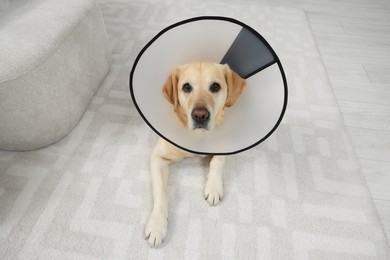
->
263, 0, 390, 243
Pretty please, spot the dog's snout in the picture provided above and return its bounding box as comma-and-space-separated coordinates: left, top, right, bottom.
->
191, 107, 209, 124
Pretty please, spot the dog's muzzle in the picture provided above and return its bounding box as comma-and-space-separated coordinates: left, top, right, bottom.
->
191, 107, 210, 129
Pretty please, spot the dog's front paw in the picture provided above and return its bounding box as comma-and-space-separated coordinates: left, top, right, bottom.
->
204, 178, 223, 206
144, 213, 167, 248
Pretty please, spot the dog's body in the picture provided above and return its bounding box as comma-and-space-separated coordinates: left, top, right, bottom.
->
144, 62, 246, 247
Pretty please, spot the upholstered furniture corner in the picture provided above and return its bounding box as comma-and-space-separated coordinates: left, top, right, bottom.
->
0, 0, 111, 151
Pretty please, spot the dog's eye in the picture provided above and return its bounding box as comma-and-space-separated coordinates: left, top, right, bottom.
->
210, 82, 221, 93
182, 83, 192, 93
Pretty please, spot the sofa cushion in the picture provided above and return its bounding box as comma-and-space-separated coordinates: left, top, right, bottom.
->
0, 0, 111, 150
0, 0, 95, 83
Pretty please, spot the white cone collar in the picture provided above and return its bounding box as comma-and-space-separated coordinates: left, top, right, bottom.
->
130, 16, 288, 155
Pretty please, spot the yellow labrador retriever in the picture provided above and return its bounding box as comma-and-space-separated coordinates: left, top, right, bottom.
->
145, 61, 246, 247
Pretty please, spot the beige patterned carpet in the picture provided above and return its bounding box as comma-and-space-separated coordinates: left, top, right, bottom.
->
1, 0, 389, 259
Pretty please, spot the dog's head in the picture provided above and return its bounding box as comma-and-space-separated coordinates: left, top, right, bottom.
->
162, 62, 246, 132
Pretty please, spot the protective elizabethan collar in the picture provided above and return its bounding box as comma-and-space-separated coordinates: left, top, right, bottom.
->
130, 16, 288, 155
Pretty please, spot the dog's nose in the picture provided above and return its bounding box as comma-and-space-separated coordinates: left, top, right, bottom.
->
191, 107, 210, 124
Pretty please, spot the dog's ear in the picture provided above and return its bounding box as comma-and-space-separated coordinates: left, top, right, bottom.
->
224, 65, 246, 107
162, 68, 180, 110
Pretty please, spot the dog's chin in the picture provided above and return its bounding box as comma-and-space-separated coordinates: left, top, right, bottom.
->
193, 127, 208, 134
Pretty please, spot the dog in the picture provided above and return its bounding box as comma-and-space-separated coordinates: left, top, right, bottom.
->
144, 61, 246, 248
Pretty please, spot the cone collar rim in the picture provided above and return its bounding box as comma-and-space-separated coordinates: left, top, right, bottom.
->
129, 16, 288, 155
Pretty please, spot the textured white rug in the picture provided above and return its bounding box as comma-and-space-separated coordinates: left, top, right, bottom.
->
0, 0, 389, 259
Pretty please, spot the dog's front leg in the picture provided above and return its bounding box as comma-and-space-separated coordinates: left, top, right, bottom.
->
144, 150, 170, 248
204, 155, 225, 206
